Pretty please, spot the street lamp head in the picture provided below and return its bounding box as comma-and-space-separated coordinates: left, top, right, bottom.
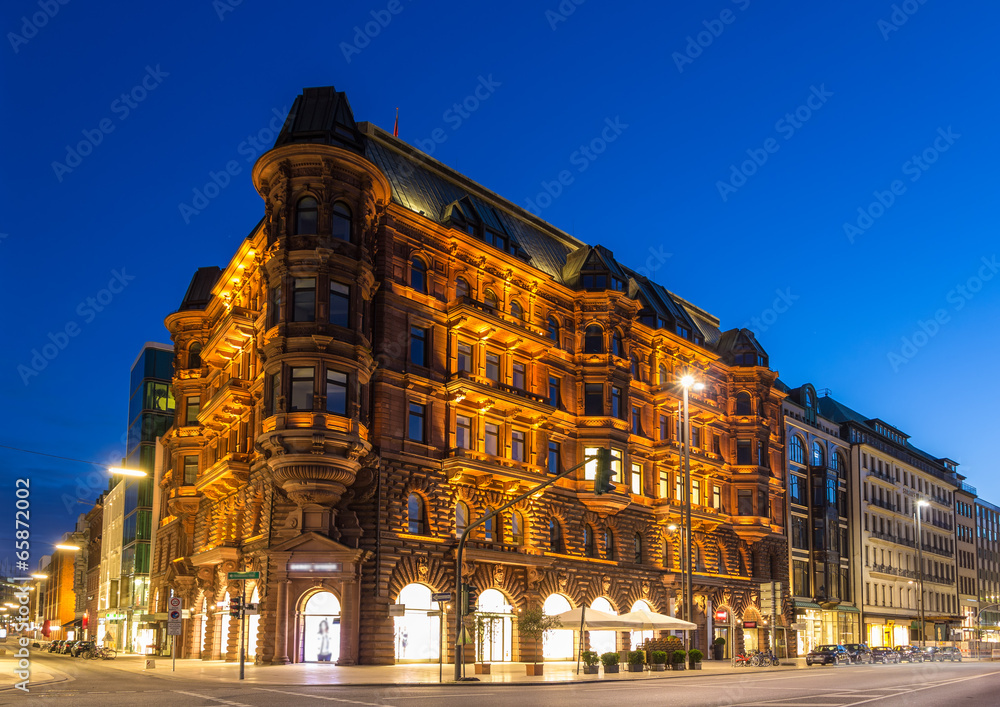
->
693, 382, 705, 392
107, 466, 146, 477
55, 544, 80, 551
917, 499, 930, 507
31, 574, 47, 579
668, 524, 678, 531
680, 374, 695, 388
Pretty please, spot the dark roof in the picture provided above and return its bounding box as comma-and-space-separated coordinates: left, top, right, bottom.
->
178, 267, 222, 311
274, 86, 364, 154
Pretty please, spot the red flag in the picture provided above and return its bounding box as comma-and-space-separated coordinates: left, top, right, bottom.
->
393, 107, 399, 137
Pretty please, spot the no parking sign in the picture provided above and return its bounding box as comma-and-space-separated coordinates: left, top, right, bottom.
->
167, 596, 182, 636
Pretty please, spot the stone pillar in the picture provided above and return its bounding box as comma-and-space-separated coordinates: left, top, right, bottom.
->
338, 575, 361, 665
273, 580, 290, 664
202, 609, 216, 661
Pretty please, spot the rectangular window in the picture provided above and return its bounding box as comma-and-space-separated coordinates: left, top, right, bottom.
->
791, 515, 808, 549
182, 455, 198, 485
789, 474, 806, 505
793, 560, 809, 597
712, 434, 721, 456
675, 473, 683, 501
611, 449, 622, 482
267, 371, 280, 416
267, 284, 281, 328
547, 441, 560, 474
659, 469, 668, 498
584, 383, 603, 416
290, 367, 314, 411
456, 415, 472, 449
712, 485, 721, 510
407, 402, 426, 443
631, 463, 642, 495
457, 342, 473, 373
329, 282, 350, 327
738, 489, 753, 516
548, 376, 561, 407
486, 352, 500, 382
758, 489, 768, 518
512, 430, 525, 461
512, 362, 526, 390
611, 386, 623, 419
736, 440, 752, 465
326, 370, 347, 415
631, 406, 643, 435
691, 426, 701, 449
410, 326, 428, 367
485, 423, 500, 456
185, 396, 200, 425
292, 277, 316, 322
660, 415, 668, 441
692, 479, 701, 506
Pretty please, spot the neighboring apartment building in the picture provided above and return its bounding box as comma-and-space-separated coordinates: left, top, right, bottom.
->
41, 534, 84, 640
148, 85, 791, 666
975, 498, 1000, 644
955, 481, 978, 643
84, 496, 104, 640
97, 480, 124, 648
820, 397, 961, 646
780, 384, 858, 654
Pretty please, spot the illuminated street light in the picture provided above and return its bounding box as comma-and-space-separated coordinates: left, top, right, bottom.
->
677, 372, 704, 655
107, 467, 146, 477
31, 574, 47, 579
55, 544, 80, 551
914, 499, 930, 644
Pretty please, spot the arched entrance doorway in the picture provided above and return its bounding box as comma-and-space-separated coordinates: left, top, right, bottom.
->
299, 590, 341, 663
394, 584, 441, 662
630, 600, 653, 650
542, 594, 574, 660
589, 597, 617, 655
742, 608, 762, 652
247, 586, 260, 660
476, 589, 513, 662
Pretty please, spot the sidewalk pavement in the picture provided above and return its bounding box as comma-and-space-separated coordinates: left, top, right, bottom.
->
11, 654, 811, 687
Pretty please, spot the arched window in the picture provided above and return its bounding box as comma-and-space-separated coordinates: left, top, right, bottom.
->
331, 201, 352, 241
812, 441, 825, 467
484, 289, 498, 309
584, 525, 596, 558
547, 317, 559, 342
789, 436, 805, 464
295, 196, 318, 234
630, 355, 640, 381
455, 501, 469, 537
584, 325, 603, 354
407, 493, 425, 534
510, 300, 524, 321
604, 529, 615, 561
611, 331, 624, 357
633, 533, 643, 564
511, 512, 525, 546
658, 364, 668, 386
735, 392, 752, 415
549, 518, 564, 552
188, 342, 202, 369
455, 277, 470, 300
410, 257, 427, 293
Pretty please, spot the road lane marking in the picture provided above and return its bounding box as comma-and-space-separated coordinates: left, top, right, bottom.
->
174, 690, 252, 706
836, 669, 1000, 707
388, 693, 497, 699
254, 687, 391, 706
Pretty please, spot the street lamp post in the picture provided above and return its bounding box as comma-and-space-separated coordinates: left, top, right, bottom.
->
679, 374, 704, 654
914, 499, 929, 644
668, 524, 686, 636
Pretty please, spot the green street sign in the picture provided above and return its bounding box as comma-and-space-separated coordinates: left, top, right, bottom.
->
227, 571, 260, 580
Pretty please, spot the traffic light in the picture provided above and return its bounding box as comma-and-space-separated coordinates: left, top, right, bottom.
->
593, 447, 615, 495
229, 598, 242, 618
461, 583, 479, 615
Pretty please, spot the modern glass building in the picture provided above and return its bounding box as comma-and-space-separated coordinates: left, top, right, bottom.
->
119, 342, 173, 652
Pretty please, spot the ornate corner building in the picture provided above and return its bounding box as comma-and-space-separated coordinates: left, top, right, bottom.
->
147, 86, 790, 666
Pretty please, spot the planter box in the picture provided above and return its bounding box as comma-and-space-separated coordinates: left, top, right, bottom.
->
689, 663, 703, 670
583, 665, 599, 674
627, 663, 644, 672
474, 663, 491, 675
649, 663, 666, 671
712, 646, 724, 661
525, 664, 543, 676
603, 664, 620, 673
672, 663, 685, 670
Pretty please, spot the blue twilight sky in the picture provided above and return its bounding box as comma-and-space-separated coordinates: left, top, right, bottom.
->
2, 0, 998, 552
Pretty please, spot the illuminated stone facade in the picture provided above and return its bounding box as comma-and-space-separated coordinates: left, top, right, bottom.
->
148, 87, 790, 665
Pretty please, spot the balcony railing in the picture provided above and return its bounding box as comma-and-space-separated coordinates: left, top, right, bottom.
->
921, 543, 954, 558
867, 468, 896, 484
870, 563, 916, 579
449, 370, 550, 406
869, 530, 915, 548
869, 497, 899, 513
928, 518, 953, 531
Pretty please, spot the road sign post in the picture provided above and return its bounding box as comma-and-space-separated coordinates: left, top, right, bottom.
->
167, 596, 183, 672
226, 571, 259, 681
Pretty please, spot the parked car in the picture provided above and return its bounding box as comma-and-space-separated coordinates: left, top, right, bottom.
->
844, 643, 873, 664
920, 646, 941, 662
894, 645, 925, 663
70, 641, 94, 657
936, 646, 962, 662
871, 647, 901, 664
46, 640, 63, 653
60, 640, 78, 654
806, 644, 850, 666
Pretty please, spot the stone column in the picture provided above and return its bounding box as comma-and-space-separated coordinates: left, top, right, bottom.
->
273, 580, 290, 664
337, 572, 361, 665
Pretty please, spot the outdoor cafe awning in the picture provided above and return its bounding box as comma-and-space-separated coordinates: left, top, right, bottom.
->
551, 607, 696, 631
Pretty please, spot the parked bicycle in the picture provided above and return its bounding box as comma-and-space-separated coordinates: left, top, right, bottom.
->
84, 645, 117, 660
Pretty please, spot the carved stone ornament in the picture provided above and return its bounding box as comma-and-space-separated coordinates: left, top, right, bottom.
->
493, 564, 505, 585
601, 575, 612, 594
641, 580, 650, 596
557, 572, 568, 590
417, 556, 429, 580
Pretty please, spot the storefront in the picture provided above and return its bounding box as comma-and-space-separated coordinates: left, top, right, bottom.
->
542, 594, 574, 659
393, 583, 440, 662
865, 616, 909, 648
476, 588, 513, 662
589, 597, 617, 654
795, 602, 861, 653
299, 590, 341, 662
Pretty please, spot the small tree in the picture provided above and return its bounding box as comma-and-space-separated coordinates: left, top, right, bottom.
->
516, 604, 562, 664
474, 612, 502, 663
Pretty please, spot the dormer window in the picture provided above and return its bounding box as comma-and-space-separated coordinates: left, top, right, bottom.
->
611, 277, 625, 291
484, 229, 508, 252
581, 272, 607, 290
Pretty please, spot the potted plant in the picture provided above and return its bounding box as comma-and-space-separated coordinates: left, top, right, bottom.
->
688, 648, 703, 670
649, 650, 668, 671
627, 649, 645, 672
473, 612, 500, 674
582, 650, 600, 674
600, 651, 620, 673
516, 604, 562, 676
713, 637, 726, 661
672, 649, 687, 670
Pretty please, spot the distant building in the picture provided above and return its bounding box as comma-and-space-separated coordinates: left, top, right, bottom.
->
97, 479, 124, 648
974, 498, 1000, 643
955, 481, 978, 643
84, 495, 104, 640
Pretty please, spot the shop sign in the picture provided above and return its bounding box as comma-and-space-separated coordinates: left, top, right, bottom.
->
389, 604, 405, 617
287, 562, 342, 573
791, 622, 808, 630
714, 609, 729, 622
743, 621, 757, 629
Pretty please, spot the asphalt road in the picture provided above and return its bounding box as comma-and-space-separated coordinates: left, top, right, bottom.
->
5, 654, 1000, 706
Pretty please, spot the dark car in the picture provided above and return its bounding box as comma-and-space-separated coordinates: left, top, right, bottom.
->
70, 640, 94, 657
806, 644, 850, 666
936, 646, 962, 662
871, 647, 901, 664
60, 640, 78, 654
894, 645, 925, 663
920, 646, 941, 662
844, 643, 873, 664
46, 640, 63, 653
